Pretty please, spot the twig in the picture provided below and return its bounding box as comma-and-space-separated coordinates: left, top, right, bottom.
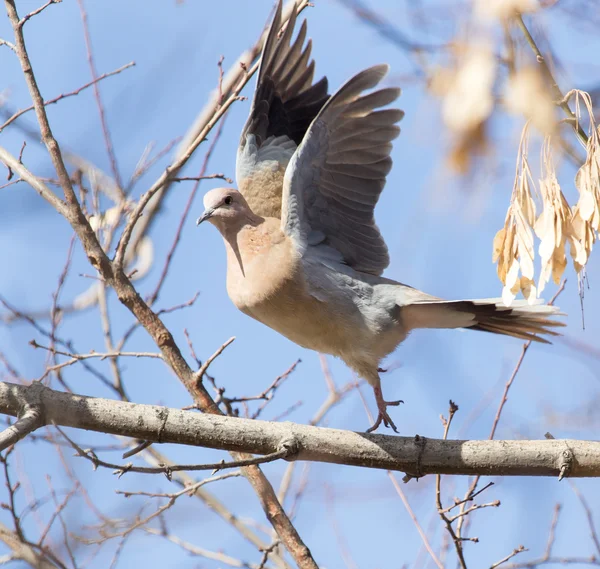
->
144, 528, 265, 569
112, 0, 312, 270
76, 0, 124, 193
436, 401, 469, 569
0, 62, 135, 133
490, 545, 527, 569
0, 448, 24, 541
258, 541, 281, 569
515, 15, 588, 146
172, 174, 233, 184
195, 337, 236, 383
30, 341, 162, 381
0, 38, 16, 51
17, 0, 60, 26
139, 445, 285, 567
543, 504, 561, 559
388, 473, 445, 569
439, 482, 495, 514
117, 471, 242, 499
127, 137, 181, 190
45, 477, 77, 567
277, 358, 356, 505
147, 108, 228, 305
85, 472, 242, 544
355, 382, 444, 569
0, 178, 22, 190
569, 481, 600, 556
456, 280, 566, 539
57, 425, 296, 478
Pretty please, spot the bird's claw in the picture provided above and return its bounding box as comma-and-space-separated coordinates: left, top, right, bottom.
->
367, 387, 403, 433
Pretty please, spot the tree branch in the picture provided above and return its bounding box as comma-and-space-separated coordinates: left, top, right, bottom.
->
0, 522, 61, 569
2, 1, 320, 564
0, 403, 43, 451
1, 380, 599, 478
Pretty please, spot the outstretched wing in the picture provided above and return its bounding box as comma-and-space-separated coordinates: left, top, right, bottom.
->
236, 0, 330, 218
281, 65, 403, 276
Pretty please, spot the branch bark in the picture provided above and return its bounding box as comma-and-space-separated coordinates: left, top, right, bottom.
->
1, 2, 318, 566
0, 403, 43, 451
1, 380, 599, 478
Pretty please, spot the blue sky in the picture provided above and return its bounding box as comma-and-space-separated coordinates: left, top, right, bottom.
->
1, 1, 599, 568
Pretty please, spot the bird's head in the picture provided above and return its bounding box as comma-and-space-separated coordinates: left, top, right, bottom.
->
196, 188, 251, 229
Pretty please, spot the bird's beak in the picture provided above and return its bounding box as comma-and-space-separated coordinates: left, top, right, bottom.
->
196, 208, 215, 226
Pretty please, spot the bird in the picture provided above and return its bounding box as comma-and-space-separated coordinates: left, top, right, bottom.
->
196, 1, 564, 432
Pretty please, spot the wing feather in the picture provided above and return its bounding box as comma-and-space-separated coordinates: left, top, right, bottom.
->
236, 1, 330, 218
281, 65, 402, 275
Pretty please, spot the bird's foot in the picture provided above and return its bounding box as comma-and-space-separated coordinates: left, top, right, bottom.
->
366, 386, 403, 433
377, 367, 387, 373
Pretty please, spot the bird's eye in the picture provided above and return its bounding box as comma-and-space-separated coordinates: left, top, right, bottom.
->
224, 196, 233, 205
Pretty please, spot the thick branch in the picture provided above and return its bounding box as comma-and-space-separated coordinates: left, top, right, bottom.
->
1, 2, 315, 567
1, 381, 599, 478
0, 403, 43, 451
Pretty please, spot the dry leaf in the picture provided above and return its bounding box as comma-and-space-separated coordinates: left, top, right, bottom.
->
533, 137, 571, 293
436, 44, 496, 173
566, 90, 600, 276
442, 46, 496, 134
520, 276, 537, 305
475, 0, 538, 20
493, 123, 538, 305
505, 67, 556, 134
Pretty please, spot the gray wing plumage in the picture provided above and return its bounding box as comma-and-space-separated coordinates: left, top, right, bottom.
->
236, 0, 330, 218
281, 64, 403, 275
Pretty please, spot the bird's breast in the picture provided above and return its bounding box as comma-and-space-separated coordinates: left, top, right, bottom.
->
223, 226, 351, 354
225, 223, 298, 312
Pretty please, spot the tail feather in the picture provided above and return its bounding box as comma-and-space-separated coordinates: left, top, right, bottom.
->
402, 297, 565, 344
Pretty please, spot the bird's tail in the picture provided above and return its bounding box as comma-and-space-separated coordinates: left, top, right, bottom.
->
402, 297, 565, 344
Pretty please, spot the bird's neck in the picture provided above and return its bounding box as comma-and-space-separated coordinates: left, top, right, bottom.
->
221, 217, 285, 278
216, 212, 264, 244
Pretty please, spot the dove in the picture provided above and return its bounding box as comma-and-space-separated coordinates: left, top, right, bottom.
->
197, 1, 564, 431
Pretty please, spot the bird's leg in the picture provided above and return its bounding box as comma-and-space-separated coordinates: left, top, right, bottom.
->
366, 385, 403, 433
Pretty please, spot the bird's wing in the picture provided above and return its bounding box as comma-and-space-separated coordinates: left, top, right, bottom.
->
281, 64, 403, 276
236, 0, 330, 218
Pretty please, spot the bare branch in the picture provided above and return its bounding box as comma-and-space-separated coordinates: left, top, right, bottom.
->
139, 445, 286, 566
0, 62, 135, 133
490, 545, 527, 569
0, 403, 43, 451
1, 381, 599, 477
18, 0, 60, 26
57, 425, 297, 477
115, 0, 312, 269
76, 0, 124, 193
388, 472, 444, 569
436, 401, 468, 569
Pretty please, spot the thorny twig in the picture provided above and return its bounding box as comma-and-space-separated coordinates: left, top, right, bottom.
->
56, 425, 296, 478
